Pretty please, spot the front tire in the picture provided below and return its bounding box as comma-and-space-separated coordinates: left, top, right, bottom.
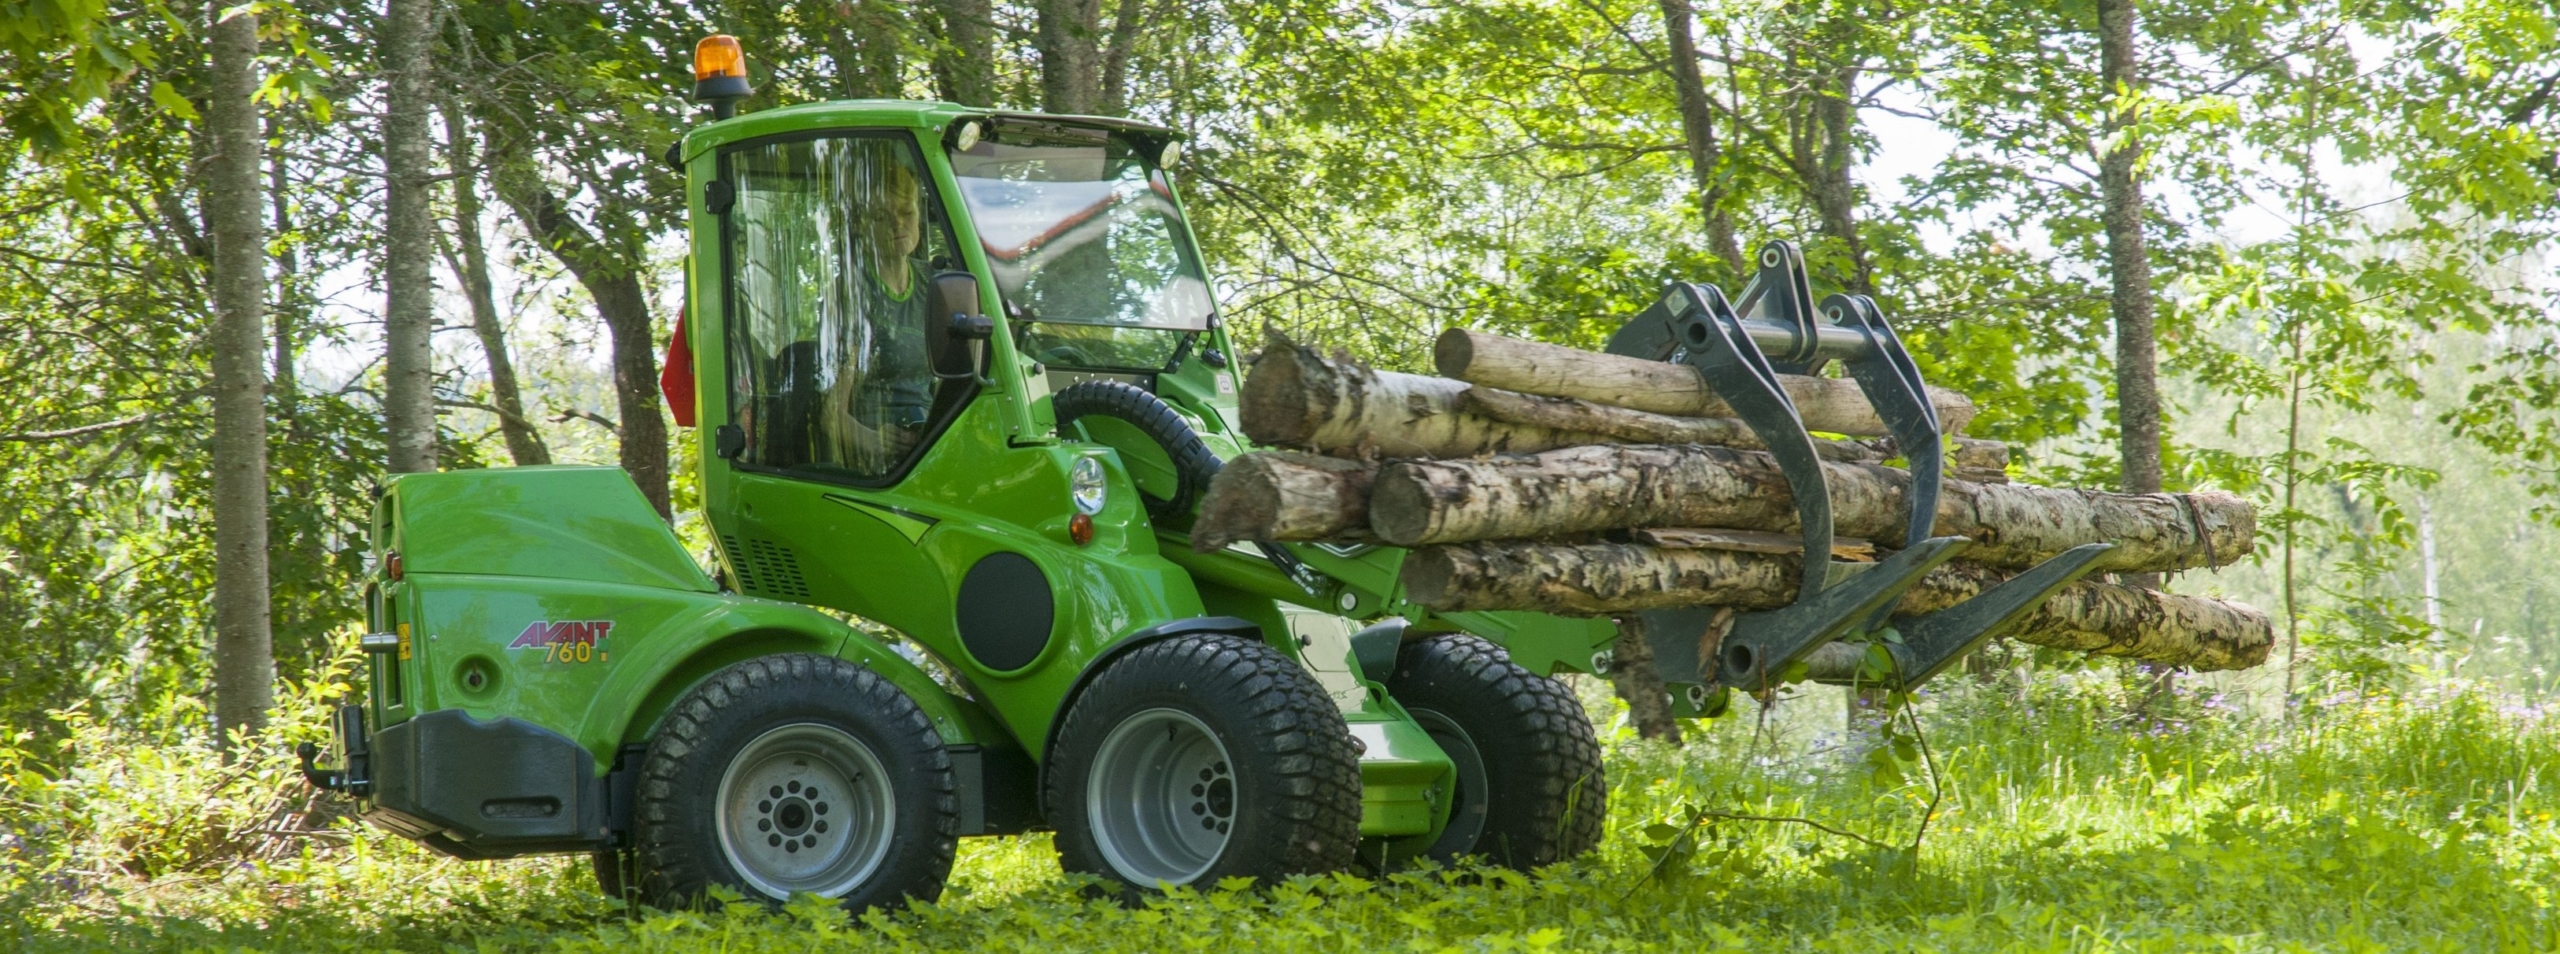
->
1388, 634, 1605, 870
1048, 633, 1361, 891
631, 654, 957, 910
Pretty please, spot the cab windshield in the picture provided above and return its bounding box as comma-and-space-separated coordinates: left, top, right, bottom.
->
949, 129, 1211, 370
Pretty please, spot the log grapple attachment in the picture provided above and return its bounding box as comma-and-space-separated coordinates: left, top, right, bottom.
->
1605, 242, 2110, 708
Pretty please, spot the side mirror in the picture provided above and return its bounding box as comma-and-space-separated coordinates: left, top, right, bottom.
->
925, 270, 988, 379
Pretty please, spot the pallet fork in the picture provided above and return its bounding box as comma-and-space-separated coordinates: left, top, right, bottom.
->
1605, 242, 2111, 713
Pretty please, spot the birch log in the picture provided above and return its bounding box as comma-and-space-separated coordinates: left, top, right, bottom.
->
1402, 542, 2271, 671
1459, 385, 2012, 481
1240, 336, 1614, 457
1191, 452, 1377, 551
1367, 444, 2252, 573
1436, 328, 1979, 436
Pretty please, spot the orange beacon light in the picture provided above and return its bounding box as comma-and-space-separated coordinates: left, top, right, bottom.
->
693, 35, 750, 117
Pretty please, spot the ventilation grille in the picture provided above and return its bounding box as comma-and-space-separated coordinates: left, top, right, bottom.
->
720, 534, 810, 599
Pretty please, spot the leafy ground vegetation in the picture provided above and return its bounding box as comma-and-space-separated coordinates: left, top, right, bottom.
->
7, 670, 2554, 953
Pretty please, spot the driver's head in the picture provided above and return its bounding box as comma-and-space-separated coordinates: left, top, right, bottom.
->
865, 158, 923, 262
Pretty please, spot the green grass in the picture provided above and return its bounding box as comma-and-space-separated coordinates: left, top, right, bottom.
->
7, 676, 2557, 953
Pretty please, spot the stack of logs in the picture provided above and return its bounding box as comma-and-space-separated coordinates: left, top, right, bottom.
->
1192, 329, 2274, 673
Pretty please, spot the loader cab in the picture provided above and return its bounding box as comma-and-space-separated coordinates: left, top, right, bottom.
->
673, 93, 1253, 739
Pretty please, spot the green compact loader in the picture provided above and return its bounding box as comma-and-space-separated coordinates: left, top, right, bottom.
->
303, 32, 2094, 910
299, 34, 1626, 910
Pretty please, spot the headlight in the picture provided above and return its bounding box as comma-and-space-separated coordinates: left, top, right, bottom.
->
1070, 457, 1108, 515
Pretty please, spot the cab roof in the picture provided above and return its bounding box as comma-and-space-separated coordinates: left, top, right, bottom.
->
678, 100, 1181, 165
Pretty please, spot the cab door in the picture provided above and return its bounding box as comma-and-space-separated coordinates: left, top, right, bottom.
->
704, 129, 978, 635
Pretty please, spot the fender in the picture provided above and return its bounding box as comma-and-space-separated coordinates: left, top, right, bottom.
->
602, 594, 992, 752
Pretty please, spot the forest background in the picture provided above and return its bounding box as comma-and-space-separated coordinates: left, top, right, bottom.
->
5, 0, 2560, 948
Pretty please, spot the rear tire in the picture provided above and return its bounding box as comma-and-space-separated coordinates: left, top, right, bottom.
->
1387, 634, 1605, 870
1047, 633, 1361, 892
631, 654, 957, 910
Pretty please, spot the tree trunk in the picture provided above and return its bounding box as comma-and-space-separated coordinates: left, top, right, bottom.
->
1403, 542, 2272, 671
1036, 0, 1105, 114
441, 107, 548, 466
382, 0, 437, 475
1365, 444, 2254, 572
501, 183, 669, 518
927, 0, 999, 105
831, 0, 908, 99
2097, 0, 2171, 699
2096, 0, 2161, 502
1099, 0, 1163, 114
1655, 0, 1745, 272
1434, 329, 1977, 435
1241, 336, 1614, 457
1190, 451, 1375, 551
1781, 50, 1874, 296
267, 118, 299, 413
206, 0, 274, 741
1608, 614, 1684, 744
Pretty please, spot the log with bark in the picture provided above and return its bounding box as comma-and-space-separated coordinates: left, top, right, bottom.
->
1240, 336, 1615, 457
1435, 328, 1979, 436
1191, 451, 1377, 551
1400, 541, 2269, 671
1366, 443, 2251, 573
1458, 386, 2012, 481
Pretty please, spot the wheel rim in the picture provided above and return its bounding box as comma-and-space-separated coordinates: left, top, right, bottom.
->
715, 722, 896, 900
1413, 708, 1490, 858
1086, 707, 1235, 886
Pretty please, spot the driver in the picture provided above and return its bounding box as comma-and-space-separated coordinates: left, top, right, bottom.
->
822, 154, 934, 471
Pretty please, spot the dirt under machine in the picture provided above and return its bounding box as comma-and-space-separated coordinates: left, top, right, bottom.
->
300, 34, 2111, 909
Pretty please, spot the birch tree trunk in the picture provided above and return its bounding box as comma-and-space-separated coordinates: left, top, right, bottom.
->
206, 0, 274, 740
1402, 542, 2270, 671
1366, 444, 2253, 572
1434, 329, 1978, 435
382, 0, 438, 474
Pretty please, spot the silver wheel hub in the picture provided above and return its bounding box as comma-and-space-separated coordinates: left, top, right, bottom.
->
716, 723, 896, 900
1087, 707, 1235, 886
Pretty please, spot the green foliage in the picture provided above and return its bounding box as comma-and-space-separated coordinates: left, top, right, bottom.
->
7, 678, 2558, 950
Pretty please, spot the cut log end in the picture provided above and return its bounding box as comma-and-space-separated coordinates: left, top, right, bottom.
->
1191, 451, 1375, 551
1238, 337, 1319, 446
1432, 327, 1476, 379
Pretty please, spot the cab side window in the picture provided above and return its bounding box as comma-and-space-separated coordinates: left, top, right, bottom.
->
724, 134, 962, 480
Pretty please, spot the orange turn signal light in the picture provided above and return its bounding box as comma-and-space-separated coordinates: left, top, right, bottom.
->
1068, 513, 1095, 547
694, 35, 747, 82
